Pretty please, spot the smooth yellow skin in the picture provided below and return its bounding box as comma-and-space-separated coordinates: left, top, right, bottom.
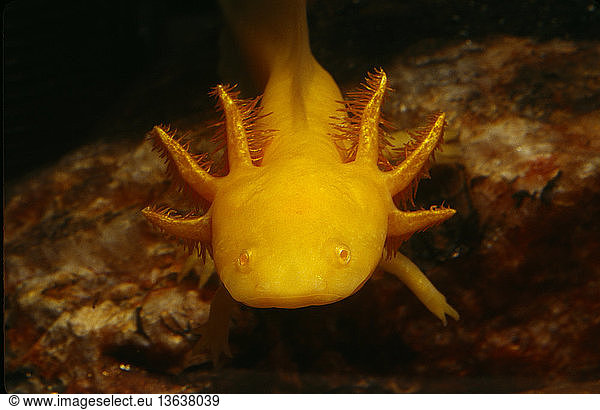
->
143, 0, 458, 362
212, 158, 391, 308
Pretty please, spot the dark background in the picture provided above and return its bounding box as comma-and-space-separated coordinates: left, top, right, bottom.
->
4, 0, 600, 181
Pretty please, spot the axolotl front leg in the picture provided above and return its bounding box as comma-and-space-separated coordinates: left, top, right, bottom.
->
186, 283, 237, 366
379, 253, 459, 325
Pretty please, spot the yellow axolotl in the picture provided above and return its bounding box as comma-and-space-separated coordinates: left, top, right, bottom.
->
143, 0, 458, 361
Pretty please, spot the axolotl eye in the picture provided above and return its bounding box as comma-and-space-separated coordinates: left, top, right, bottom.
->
236, 249, 251, 271
335, 244, 351, 265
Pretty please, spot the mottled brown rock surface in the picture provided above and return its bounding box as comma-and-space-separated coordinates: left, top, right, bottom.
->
5, 25, 600, 395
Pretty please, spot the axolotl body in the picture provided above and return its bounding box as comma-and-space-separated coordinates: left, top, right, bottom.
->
143, 0, 458, 360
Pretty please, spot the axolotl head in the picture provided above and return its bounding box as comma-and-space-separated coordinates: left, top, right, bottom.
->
211, 164, 389, 308
142, 72, 452, 312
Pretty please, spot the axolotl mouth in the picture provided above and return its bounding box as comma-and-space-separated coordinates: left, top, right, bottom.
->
244, 293, 345, 309
231, 263, 374, 309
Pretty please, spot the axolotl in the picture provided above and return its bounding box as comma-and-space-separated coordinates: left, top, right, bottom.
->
142, 0, 458, 360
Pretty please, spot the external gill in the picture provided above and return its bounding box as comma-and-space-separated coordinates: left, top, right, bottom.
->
141, 206, 213, 259
208, 85, 274, 172
340, 70, 454, 251
142, 85, 259, 256
384, 113, 447, 197
332, 68, 394, 168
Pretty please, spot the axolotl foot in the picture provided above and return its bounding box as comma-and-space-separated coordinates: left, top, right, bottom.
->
379, 252, 459, 326
185, 284, 237, 367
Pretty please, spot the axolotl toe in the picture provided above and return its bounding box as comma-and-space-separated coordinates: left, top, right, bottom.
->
142, 0, 458, 362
